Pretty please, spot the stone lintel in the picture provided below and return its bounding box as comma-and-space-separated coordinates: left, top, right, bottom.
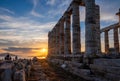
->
101, 23, 119, 33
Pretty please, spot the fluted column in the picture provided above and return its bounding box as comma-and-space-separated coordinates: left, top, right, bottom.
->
85, 0, 97, 57
104, 30, 109, 54
113, 28, 119, 53
48, 31, 51, 55
95, 5, 101, 54
64, 12, 71, 54
72, 2, 81, 54
52, 29, 56, 55
59, 20, 65, 54
55, 25, 60, 55
50, 30, 53, 55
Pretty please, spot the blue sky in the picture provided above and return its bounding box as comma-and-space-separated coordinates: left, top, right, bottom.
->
0, 0, 120, 57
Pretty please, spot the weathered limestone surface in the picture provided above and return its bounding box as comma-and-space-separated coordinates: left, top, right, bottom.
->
52, 29, 56, 55
90, 64, 120, 75
59, 20, 65, 54
95, 5, 101, 54
93, 59, 120, 67
71, 67, 94, 81
55, 25, 60, 55
85, 0, 97, 57
64, 12, 71, 54
72, 1, 81, 54
90, 59, 120, 81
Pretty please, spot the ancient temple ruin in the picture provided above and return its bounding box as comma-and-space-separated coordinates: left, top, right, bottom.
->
47, 0, 120, 81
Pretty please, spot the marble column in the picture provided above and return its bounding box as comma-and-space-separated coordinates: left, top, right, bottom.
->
72, 2, 81, 54
50, 31, 53, 55
64, 12, 71, 54
104, 30, 109, 54
95, 5, 101, 54
53, 29, 56, 55
85, 0, 97, 57
59, 20, 65, 54
113, 28, 119, 53
55, 25, 60, 55
48, 31, 51, 55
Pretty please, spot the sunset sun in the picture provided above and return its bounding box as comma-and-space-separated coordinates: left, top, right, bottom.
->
41, 48, 47, 53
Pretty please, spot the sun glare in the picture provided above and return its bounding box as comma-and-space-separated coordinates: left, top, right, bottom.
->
41, 48, 47, 52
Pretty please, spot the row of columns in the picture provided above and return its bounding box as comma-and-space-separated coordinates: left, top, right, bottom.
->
48, 0, 101, 58
103, 9, 120, 54
48, 1, 81, 55
104, 28, 119, 54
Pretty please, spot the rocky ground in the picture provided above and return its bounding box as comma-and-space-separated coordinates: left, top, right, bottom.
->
28, 59, 87, 81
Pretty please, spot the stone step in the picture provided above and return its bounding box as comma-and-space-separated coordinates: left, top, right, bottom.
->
70, 67, 94, 81
93, 59, 120, 67
90, 64, 120, 75
71, 62, 83, 68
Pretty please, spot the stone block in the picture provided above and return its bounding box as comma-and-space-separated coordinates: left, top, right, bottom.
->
90, 64, 120, 75
93, 59, 120, 67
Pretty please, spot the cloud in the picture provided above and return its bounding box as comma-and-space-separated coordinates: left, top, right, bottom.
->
2, 47, 40, 53
30, 10, 44, 18
30, 0, 44, 17
46, 0, 56, 6
0, 14, 56, 40
0, 7, 15, 15
0, 39, 48, 49
47, 0, 72, 18
96, 0, 120, 23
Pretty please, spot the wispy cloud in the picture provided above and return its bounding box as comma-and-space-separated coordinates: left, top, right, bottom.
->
30, 0, 44, 17
46, 0, 56, 6
30, 10, 44, 18
2, 47, 40, 53
0, 7, 15, 15
47, 0, 72, 18
0, 13, 56, 49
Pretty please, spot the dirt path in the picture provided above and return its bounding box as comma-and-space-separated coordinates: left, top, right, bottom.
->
28, 59, 87, 81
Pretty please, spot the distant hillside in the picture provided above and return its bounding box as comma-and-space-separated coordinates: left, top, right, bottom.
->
0, 53, 17, 57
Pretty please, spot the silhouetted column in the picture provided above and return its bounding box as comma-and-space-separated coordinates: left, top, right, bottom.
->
59, 20, 65, 54
53, 28, 57, 55
95, 5, 101, 54
113, 28, 119, 53
48, 31, 51, 55
85, 0, 97, 57
55, 24, 60, 55
116, 9, 120, 53
104, 30, 109, 54
64, 12, 71, 54
50, 30, 54, 55
72, 2, 81, 54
